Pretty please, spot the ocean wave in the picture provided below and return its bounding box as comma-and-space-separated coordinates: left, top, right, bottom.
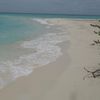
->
0, 31, 69, 89
32, 18, 55, 25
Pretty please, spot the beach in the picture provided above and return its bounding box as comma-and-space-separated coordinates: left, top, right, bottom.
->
0, 19, 100, 100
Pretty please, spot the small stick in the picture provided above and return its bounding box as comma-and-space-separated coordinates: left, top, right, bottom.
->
91, 40, 100, 46
83, 67, 100, 80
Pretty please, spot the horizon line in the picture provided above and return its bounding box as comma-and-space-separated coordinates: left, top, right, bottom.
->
0, 12, 100, 16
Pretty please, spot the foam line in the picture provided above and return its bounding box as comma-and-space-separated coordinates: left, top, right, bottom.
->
0, 26, 69, 89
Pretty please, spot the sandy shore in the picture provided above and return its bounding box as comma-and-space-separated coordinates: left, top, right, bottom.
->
0, 19, 100, 100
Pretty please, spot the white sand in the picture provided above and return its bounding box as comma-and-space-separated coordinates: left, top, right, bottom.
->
0, 19, 100, 100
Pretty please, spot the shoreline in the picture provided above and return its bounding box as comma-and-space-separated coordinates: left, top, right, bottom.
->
0, 40, 70, 100
0, 19, 100, 100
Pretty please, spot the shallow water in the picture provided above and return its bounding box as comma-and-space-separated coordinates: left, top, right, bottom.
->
0, 14, 69, 89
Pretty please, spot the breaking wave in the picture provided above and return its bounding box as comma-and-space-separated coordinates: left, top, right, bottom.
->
32, 18, 49, 25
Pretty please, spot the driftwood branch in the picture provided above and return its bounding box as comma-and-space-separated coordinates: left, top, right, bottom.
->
83, 67, 100, 80
90, 24, 100, 29
91, 40, 100, 45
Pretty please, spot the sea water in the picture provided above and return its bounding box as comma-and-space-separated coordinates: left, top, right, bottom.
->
0, 14, 70, 89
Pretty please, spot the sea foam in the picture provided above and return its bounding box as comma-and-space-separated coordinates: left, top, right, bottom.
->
32, 18, 55, 25
0, 19, 69, 89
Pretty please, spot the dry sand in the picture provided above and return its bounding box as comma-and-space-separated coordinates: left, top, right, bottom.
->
0, 19, 100, 100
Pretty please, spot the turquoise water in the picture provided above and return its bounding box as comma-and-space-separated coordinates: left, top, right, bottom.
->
0, 14, 45, 45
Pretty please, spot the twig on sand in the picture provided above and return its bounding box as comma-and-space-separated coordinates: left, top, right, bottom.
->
90, 24, 100, 29
83, 67, 100, 80
91, 40, 100, 45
